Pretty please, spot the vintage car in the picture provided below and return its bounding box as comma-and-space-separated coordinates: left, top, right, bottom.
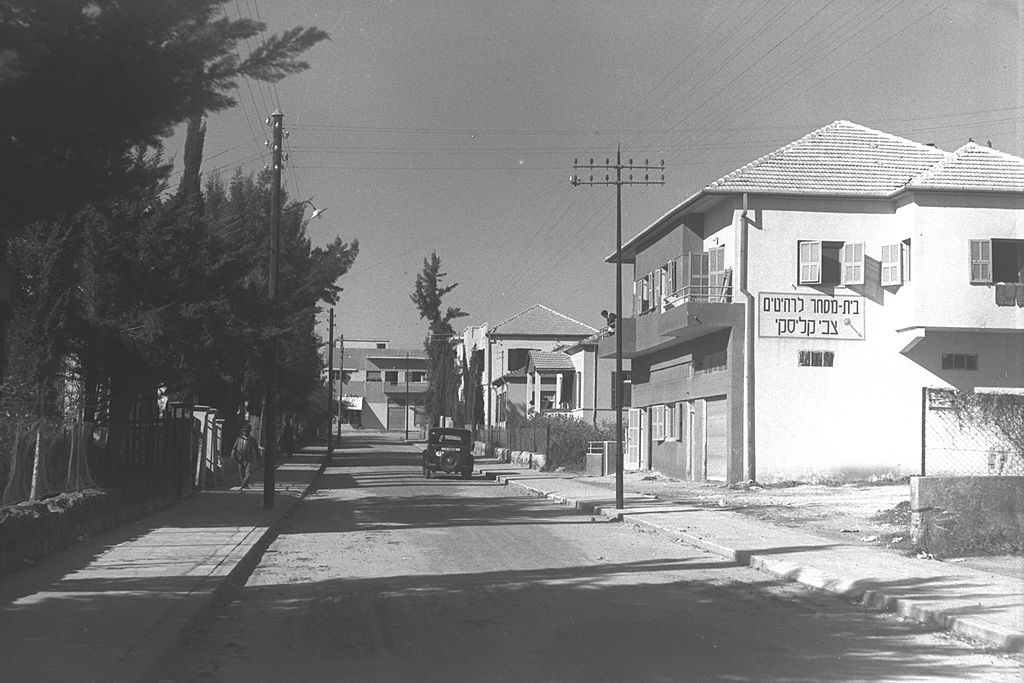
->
422, 427, 474, 479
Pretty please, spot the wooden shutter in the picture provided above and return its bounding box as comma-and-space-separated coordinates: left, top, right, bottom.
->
798, 241, 821, 284
881, 244, 902, 286
969, 239, 992, 284
689, 252, 709, 299
840, 242, 865, 285
651, 404, 664, 441
709, 246, 726, 301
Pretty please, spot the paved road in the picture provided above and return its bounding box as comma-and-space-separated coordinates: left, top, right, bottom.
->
158, 437, 1021, 682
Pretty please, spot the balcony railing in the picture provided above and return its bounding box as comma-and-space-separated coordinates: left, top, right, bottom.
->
663, 283, 733, 309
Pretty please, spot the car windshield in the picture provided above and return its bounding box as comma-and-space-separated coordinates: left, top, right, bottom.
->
431, 431, 469, 445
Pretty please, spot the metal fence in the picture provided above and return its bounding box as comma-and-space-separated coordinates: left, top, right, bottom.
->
922, 387, 1024, 476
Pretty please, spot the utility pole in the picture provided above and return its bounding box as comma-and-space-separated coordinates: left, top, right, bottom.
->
404, 351, 410, 441
264, 110, 284, 510
327, 308, 335, 460
338, 334, 345, 433
571, 146, 664, 510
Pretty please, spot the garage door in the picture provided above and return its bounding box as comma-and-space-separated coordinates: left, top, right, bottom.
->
387, 399, 406, 431
705, 397, 728, 481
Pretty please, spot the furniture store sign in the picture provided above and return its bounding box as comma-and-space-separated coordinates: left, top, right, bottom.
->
758, 292, 865, 339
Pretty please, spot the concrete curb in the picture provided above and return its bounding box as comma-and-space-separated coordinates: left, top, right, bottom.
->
481, 466, 1024, 653
134, 452, 329, 682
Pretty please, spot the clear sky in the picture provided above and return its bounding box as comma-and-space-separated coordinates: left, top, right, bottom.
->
168, 0, 1021, 349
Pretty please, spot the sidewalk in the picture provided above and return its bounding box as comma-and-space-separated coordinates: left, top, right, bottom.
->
476, 458, 1024, 654
0, 450, 326, 683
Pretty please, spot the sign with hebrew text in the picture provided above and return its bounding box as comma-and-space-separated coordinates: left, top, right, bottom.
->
758, 292, 865, 340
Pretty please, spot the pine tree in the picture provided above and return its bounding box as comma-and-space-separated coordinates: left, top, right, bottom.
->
410, 253, 467, 426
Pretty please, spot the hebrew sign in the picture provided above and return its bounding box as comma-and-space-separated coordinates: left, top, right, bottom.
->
758, 292, 865, 340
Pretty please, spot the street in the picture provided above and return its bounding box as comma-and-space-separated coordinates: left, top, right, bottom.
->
158, 436, 1020, 682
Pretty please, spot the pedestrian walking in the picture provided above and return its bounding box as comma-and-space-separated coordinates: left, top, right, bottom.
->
231, 423, 259, 490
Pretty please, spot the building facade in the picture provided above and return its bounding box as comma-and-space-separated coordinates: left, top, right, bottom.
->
326, 338, 430, 432
460, 304, 602, 428
604, 121, 1024, 483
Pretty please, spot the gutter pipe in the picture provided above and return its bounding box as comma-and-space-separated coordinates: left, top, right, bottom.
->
738, 193, 756, 482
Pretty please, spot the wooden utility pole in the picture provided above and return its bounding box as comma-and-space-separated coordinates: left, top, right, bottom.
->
264, 110, 284, 510
327, 308, 335, 460
570, 147, 664, 510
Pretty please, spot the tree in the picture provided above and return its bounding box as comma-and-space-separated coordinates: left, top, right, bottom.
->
0, 1, 328, 234
411, 252, 467, 426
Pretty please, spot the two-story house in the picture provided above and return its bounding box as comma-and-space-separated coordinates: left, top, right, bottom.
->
604, 121, 1024, 483
460, 304, 600, 429
326, 338, 430, 432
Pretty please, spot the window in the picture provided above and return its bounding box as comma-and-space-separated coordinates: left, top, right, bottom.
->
635, 274, 651, 314
941, 353, 978, 370
329, 369, 341, 381
881, 243, 902, 286
507, 348, 531, 372
376, 343, 387, 349
693, 350, 727, 374
651, 404, 665, 441
366, 370, 381, 381
410, 371, 426, 383
798, 350, 834, 367
971, 238, 1024, 284
799, 241, 864, 286
384, 371, 399, 385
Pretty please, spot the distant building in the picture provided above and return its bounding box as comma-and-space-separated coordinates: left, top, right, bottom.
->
604, 121, 1024, 483
461, 304, 629, 429
325, 338, 429, 432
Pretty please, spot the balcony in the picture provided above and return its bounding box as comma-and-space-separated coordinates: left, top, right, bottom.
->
658, 285, 743, 344
383, 381, 430, 395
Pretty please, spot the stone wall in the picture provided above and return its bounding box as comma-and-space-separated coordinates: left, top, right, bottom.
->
910, 476, 1024, 556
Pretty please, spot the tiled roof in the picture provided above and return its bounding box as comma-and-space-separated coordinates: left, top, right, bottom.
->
527, 350, 575, 372
490, 304, 597, 337
907, 142, 1024, 192
705, 120, 951, 197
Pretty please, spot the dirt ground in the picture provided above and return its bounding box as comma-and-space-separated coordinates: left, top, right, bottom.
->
575, 470, 1023, 578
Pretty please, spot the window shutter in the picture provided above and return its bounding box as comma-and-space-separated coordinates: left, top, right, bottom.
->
969, 239, 992, 284
652, 405, 664, 441
798, 241, 821, 284
709, 246, 726, 301
652, 270, 662, 311
689, 251, 709, 298
666, 260, 676, 298
881, 244, 902, 286
840, 242, 865, 285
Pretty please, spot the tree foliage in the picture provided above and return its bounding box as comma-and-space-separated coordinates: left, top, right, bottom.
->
0, 0, 328, 235
411, 252, 467, 425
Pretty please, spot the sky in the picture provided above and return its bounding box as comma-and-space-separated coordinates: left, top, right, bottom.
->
168, 0, 1021, 349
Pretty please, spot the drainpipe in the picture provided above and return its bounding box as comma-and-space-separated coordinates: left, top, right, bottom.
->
592, 345, 598, 425
738, 193, 756, 482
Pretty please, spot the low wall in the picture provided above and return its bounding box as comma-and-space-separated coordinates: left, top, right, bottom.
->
911, 476, 1024, 556
487, 446, 545, 470
0, 488, 181, 574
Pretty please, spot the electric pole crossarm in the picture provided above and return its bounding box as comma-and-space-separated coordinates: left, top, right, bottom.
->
568, 146, 666, 511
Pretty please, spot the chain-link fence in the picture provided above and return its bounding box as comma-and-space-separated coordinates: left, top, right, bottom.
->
922, 388, 1024, 476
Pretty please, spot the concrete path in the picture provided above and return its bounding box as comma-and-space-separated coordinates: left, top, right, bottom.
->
476, 458, 1024, 654
0, 450, 325, 683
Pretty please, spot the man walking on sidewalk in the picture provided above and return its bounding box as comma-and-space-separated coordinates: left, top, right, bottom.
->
231, 423, 259, 490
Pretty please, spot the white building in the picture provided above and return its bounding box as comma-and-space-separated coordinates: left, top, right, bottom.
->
604, 121, 1024, 483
